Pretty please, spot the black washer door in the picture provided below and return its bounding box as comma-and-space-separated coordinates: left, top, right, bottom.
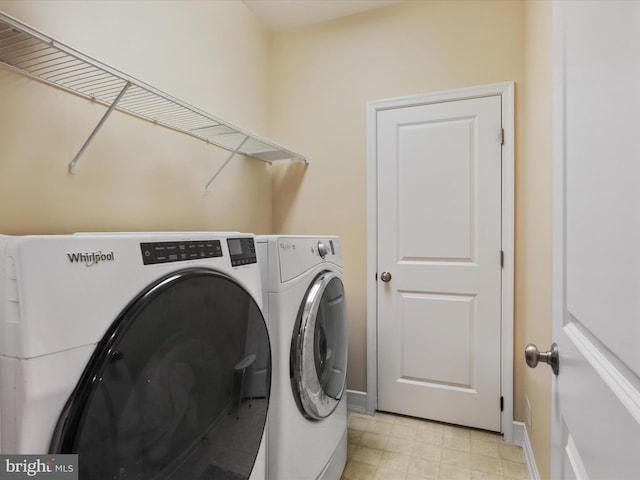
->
51, 268, 271, 480
291, 271, 347, 420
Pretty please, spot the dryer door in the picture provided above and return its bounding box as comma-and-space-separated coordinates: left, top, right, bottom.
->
50, 268, 270, 480
291, 271, 347, 420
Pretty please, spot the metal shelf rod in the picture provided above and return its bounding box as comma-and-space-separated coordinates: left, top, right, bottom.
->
68, 81, 131, 174
203, 135, 250, 194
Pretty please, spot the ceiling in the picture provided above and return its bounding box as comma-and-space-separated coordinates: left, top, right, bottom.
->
242, 0, 403, 31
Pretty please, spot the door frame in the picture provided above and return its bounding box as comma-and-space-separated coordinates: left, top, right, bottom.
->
365, 82, 515, 441
551, 4, 566, 472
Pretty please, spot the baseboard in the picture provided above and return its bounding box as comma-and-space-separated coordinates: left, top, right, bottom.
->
512, 421, 540, 480
346, 389, 368, 414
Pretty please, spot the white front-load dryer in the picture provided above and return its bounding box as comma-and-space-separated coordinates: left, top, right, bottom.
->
257, 236, 347, 480
0, 232, 270, 480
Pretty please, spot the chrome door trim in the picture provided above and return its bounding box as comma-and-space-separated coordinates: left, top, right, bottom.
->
293, 271, 346, 420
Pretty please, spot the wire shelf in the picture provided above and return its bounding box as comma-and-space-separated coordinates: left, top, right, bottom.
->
0, 11, 310, 178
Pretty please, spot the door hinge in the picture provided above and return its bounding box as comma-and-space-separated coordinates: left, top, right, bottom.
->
500, 396, 504, 412
500, 250, 504, 268
500, 128, 505, 145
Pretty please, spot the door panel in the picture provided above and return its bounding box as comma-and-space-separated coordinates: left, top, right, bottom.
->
563, 0, 640, 376
51, 269, 270, 480
552, 2, 640, 477
561, 322, 640, 479
397, 118, 474, 261
377, 95, 502, 431
400, 293, 474, 387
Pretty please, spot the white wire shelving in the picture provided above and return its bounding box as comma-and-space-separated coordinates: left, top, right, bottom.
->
0, 11, 309, 191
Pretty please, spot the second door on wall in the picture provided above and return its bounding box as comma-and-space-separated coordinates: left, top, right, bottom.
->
376, 95, 503, 432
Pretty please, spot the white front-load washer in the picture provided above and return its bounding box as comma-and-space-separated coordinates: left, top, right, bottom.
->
256, 236, 347, 480
0, 232, 270, 480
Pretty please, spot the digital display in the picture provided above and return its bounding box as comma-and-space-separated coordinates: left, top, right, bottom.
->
228, 239, 244, 256
227, 238, 257, 267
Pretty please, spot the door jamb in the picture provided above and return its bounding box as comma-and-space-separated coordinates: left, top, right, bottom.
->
550, 3, 565, 473
365, 82, 515, 442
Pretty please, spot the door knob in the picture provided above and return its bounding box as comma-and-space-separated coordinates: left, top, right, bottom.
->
525, 343, 559, 375
380, 272, 392, 282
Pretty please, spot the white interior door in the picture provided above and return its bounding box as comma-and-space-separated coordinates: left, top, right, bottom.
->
550, 2, 640, 478
376, 94, 503, 432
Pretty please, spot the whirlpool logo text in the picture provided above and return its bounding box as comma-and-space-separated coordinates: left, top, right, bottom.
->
66, 251, 115, 267
0, 455, 77, 479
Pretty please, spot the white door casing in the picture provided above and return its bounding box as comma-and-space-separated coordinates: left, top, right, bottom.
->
366, 83, 515, 439
551, 2, 640, 478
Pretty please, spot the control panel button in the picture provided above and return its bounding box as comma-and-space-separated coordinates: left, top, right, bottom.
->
317, 241, 329, 259
140, 240, 222, 265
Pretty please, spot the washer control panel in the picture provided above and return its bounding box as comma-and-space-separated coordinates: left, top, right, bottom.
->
277, 237, 342, 283
140, 240, 222, 265
227, 237, 257, 267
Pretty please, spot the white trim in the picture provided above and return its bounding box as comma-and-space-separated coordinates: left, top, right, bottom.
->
564, 322, 640, 425
565, 435, 588, 480
346, 390, 368, 414
365, 95, 379, 416
365, 82, 516, 439
512, 421, 541, 480
511, 420, 525, 446
551, 3, 566, 477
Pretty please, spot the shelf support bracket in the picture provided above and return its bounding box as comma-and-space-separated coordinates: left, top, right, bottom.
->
203, 135, 250, 194
68, 81, 132, 174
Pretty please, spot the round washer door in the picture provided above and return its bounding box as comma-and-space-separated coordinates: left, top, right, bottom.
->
291, 271, 347, 420
50, 268, 270, 480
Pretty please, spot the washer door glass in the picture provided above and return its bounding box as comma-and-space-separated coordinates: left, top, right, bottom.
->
291, 271, 347, 420
50, 268, 270, 480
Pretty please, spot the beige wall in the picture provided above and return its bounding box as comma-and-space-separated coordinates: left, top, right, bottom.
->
270, 0, 525, 393
271, 0, 554, 475
0, 0, 273, 235
517, 1, 553, 478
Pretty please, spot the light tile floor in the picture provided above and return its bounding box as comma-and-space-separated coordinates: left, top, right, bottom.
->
342, 411, 529, 480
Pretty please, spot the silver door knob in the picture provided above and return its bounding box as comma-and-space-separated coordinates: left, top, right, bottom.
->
525, 343, 559, 376
380, 272, 392, 282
